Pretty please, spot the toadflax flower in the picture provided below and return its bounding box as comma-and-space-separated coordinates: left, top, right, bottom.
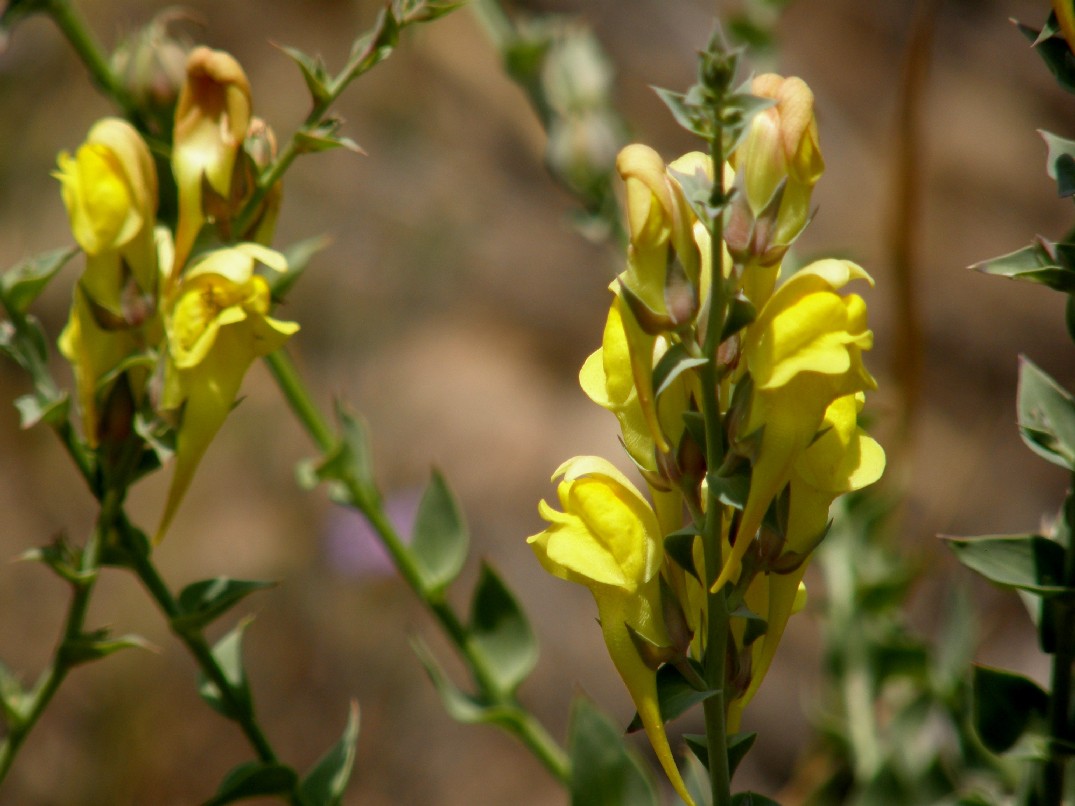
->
157, 243, 298, 539
54, 117, 160, 445
171, 46, 252, 274
528, 456, 695, 806
715, 259, 876, 592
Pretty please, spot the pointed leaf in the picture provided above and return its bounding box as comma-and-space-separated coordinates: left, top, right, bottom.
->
0, 246, 77, 315
1042, 130, 1075, 197
973, 242, 1075, 292
1018, 356, 1075, 467
652, 344, 708, 399
652, 86, 711, 140
944, 534, 1069, 595
410, 470, 468, 593
301, 403, 379, 506
410, 636, 501, 724
60, 630, 154, 667
205, 761, 298, 806
0, 660, 27, 727
664, 528, 700, 581
198, 618, 254, 720
279, 45, 332, 106
299, 701, 360, 806
972, 664, 1049, 753
174, 577, 276, 633
468, 563, 537, 695
569, 696, 659, 806
1018, 21, 1075, 94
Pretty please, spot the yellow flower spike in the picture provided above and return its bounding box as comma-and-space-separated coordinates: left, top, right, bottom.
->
172, 46, 252, 274
528, 456, 694, 806
713, 261, 876, 592
157, 244, 297, 541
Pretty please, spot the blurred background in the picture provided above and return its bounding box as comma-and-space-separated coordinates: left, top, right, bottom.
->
0, 0, 1073, 802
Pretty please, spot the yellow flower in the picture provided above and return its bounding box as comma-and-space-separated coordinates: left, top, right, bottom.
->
54, 118, 160, 445
158, 243, 297, 539
715, 259, 876, 591
727, 392, 884, 729
528, 456, 695, 806
172, 46, 252, 273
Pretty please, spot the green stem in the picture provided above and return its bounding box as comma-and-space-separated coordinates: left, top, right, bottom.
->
1041, 483, 1075, 804
119, 532, 287, 776
43, 0, 139, 122
263, 349, 570, 783
699, 98, 732, 806
0, 486, 113, 784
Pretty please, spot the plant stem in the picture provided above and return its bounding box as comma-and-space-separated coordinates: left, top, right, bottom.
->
263, 348, 571, 783
699, 94, 733, 806
1041, 484, 1075, 804
0, 485, 113, 784
43, 0, 139, 123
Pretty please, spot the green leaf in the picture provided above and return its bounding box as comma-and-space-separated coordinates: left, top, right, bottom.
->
174, 578, 276, 633
205, 761, 298, 806
569, 696, 659, 806
720, 296, 756, 341
198, 618, 254, 720
1042, 130, 1075, 197
652, 86, 712, 140
664, 528, 700, 581
271, 235, 332, 303
410, 470, 468, 593
294, 123, 364, 155
0, 660, 29, 727
684, 731, 756, 778
944, 534, 1069, 595
973, 242, 1075, 292
60, 629, 154, 667
0, 246, 77, 316
1018, 20, 1075, 94
627, 663, 715, 733
301, 403, 378, 506
468, 563, 537, 695
972, 665, 1048, 753
652, 344, 708, 399
279, 45, 333, 106
410, 636, 504, 724
299, 701, 360, 806
1017, 356, 1075, 467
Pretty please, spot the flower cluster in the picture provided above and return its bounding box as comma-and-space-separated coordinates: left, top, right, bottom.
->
528, 74, 884, 801
55, 45, 296, 539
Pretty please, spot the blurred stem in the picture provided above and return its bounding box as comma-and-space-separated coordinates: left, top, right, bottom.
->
700, 95, 732, 806
886, 0, 938, 450
117, 520, 294, 796
41, 0, 140, 124
263, 348, 570, 783
0, 486, 110, 785
1040, 483, 1075, 803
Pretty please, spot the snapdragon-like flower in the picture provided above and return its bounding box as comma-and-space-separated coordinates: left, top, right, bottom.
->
728, 392, 884, 729
715, 259, 876, 591
528, 456, 695, 806
172, 46, 252, 273
158, 243, 298, 539
54, 118, 160, 445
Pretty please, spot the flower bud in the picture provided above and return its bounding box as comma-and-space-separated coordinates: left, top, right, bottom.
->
731, 74, 823, 266
172, 46, 252, 273
111, 11, 190, 136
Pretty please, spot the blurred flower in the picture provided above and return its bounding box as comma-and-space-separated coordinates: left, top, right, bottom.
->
157, 243, 298, 540
528, 456, 694, 806
111, 10, 191, 137
715, 259, 877, 591
172, 46, 252, 273
324, 489, 420, 577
